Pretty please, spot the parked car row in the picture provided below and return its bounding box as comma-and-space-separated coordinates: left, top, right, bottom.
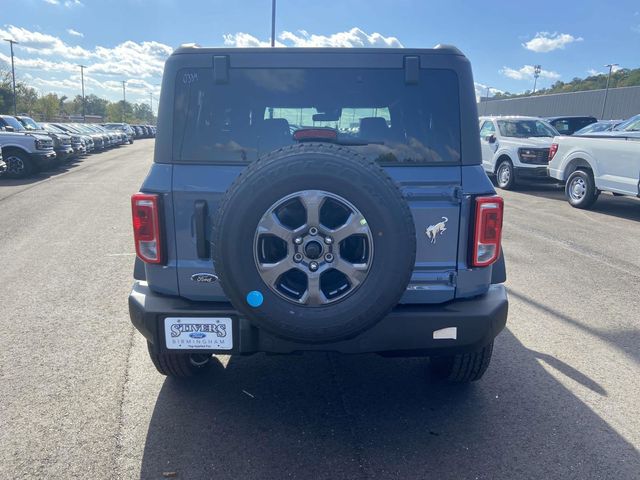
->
130, 124, 156, 138
0, 116, 154, 179
479, 113, 640, 208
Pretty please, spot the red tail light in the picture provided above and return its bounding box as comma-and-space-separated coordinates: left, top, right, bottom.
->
293, 128, 338, 142
131, 193, 163, 264
472, 196, 504, 267
548, 143, 559, 161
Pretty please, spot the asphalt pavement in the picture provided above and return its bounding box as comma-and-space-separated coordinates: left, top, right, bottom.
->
1, 142, 638, 479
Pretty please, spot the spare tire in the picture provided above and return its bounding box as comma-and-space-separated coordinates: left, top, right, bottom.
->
212, 143, 415, 343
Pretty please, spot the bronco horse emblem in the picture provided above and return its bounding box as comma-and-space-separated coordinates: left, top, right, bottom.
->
425, 217, 448, 244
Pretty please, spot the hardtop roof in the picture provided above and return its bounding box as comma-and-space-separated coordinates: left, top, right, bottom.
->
171, 45, 465, 56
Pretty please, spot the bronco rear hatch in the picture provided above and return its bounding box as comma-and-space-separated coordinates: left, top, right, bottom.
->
153, 49, 480, 304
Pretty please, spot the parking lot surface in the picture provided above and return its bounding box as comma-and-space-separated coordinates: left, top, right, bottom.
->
1, 141, 639, 479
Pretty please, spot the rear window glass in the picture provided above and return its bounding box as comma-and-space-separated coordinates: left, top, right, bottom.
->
173, 67, 461, 164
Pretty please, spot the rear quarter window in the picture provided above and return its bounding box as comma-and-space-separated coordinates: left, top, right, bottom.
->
172, 67, 461, 165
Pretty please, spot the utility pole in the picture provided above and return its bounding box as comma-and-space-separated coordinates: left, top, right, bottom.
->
483, 86, 491, 115
271, 0, 276, 47
532, 65, 541, 94
78, 64, 86, 122
121, 80, 126, 123
3, 39, 18, 115
601, 63, 618, 120
268, 0, 276, 119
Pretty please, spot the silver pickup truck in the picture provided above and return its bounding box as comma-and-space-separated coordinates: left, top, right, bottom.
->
548, 134, 640, 209
0, 115, 57, 179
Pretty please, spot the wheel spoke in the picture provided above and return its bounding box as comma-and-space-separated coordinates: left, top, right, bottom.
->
334, 258, 369, 288
299, 191, 325, 227
254, 189, 374, 305
301, 272, 328, 305
258, 257, 295, 287
331, 213, 369, 243
257, 212, 296, 242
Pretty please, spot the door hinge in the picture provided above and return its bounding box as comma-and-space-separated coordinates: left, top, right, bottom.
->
448, 271, 457, 286
451, 186, 464, 203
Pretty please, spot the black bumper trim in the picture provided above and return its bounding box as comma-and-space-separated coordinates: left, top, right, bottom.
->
514, 166, 549, 179
129, 282, 508, 356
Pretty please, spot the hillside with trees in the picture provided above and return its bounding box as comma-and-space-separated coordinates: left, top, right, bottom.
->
0, 67, 155, 123
492, 67, 640, 100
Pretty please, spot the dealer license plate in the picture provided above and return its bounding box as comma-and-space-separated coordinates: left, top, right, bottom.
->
164, 317, 233, 350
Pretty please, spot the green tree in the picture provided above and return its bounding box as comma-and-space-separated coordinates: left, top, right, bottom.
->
106, 100, 135, 122
84, 94, 109, 117
16, 84, 38, 115
35, 93, 61, 121
133, 102, 153, 123
487, 67, 640, 100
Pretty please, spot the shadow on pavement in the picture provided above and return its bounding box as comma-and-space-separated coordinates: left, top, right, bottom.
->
0, 157, 86, 187
509, 288, 640, 367
139, 330, 639, 479
509, 182, 640, 223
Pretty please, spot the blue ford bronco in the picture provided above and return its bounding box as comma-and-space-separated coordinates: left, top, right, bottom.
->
129, 45, 508, 382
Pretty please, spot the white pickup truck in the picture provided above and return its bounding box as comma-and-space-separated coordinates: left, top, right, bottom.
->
548, 134, 640, 209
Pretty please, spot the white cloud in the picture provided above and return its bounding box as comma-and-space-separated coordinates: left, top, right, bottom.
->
67, 29, 84, 38
474, 82, 504, 102
224, 27, 403, 48
223, 32, 279, 47
280, 28, 403, 47
587, 69, 602, 76
0, 52, 79, 74
500, 65, 561, 81
0, 26, 172, 79
522, 32, 583, 52
42, 0, 83, 6
0, 25, 92, 58
90, 40, 173, 78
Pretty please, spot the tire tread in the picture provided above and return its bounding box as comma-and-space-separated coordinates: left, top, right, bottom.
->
147, 342, 207, 377
431, 341, 494, 383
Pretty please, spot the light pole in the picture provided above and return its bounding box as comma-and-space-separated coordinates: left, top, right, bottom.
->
3, 39, 18, 115
268, 0, 276, 117
150, 83, 160, 124
532, 65, 541, 94
483, 86, 491, 115
121, 80, 126, 122
271, 0, 276, 47
601, 63, 618, 120
78, 64, 86, 122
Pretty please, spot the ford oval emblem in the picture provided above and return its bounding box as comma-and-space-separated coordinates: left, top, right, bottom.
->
191, 273, 219, 284
189, 332, 206, 339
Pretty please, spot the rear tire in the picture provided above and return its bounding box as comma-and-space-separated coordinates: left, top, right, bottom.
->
566, 169, 599, 209
495, 159, 516, 190
429, 341, 494, 383
147, 342, 213, 377
3, 150, 34, 179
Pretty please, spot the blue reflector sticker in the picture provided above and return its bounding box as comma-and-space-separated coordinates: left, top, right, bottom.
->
246, 290, 264, 308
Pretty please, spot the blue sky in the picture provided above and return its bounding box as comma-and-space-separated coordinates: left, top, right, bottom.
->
2, 0, 639, 111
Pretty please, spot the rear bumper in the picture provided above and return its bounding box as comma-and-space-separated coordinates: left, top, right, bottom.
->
129, 282, 508, 356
